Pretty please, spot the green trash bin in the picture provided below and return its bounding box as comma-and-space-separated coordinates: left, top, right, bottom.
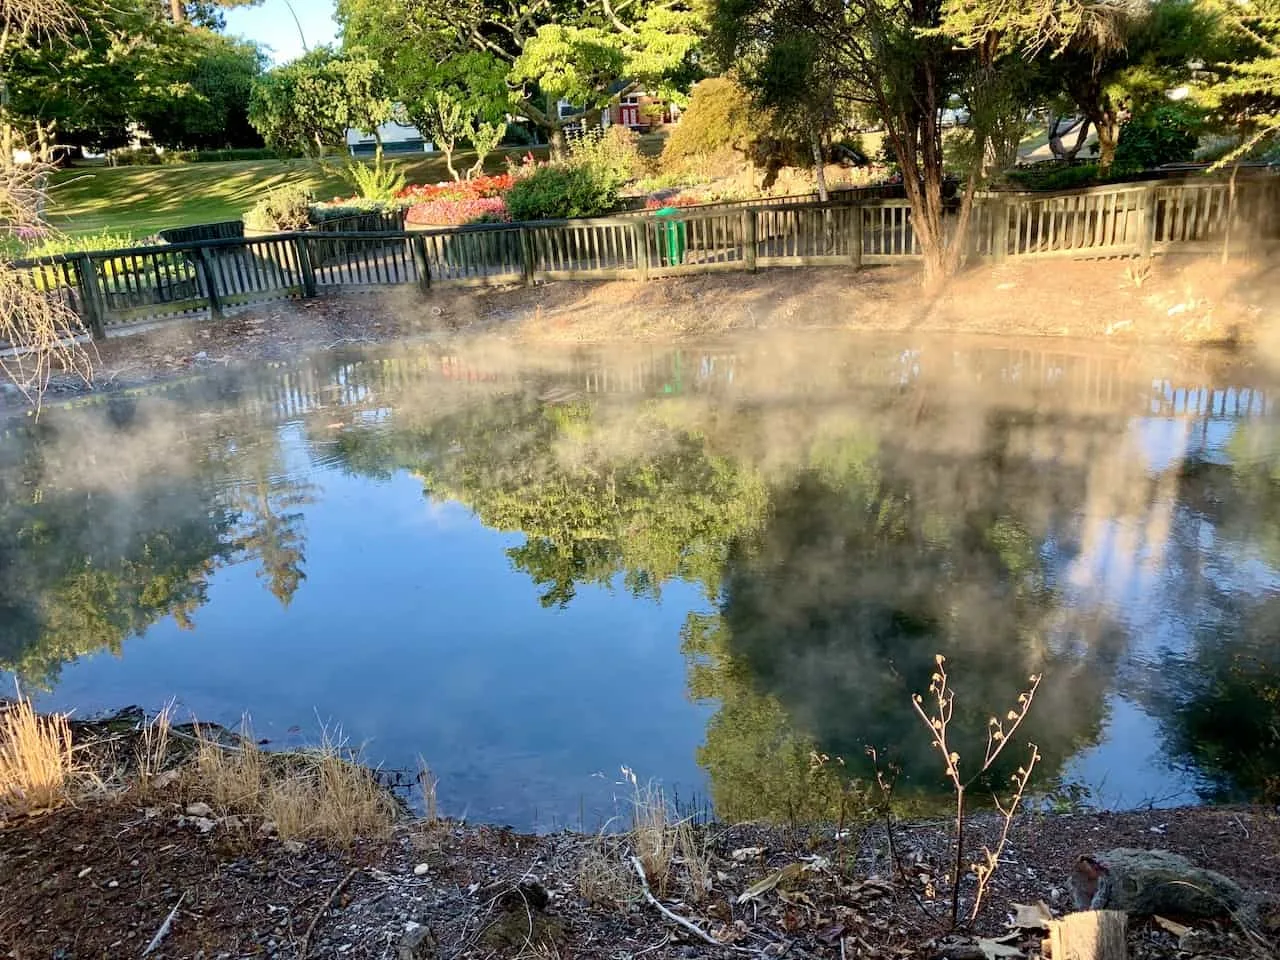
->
653, 206, 687, 266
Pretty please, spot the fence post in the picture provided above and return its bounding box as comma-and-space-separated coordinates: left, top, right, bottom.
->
292, 235, 318, 298
193, 246, 223, 319
743, 210, 758, 273
74, 253, 107, 340
633, 220, 650, 281
519, 227, 536, 286
411, 234, 432, 293
850, 204, 863, 269
1139, 184, 1158, 258
993, 196, 1009, 262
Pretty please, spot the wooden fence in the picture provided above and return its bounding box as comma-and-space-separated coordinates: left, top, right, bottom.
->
10, 175, 1279, 340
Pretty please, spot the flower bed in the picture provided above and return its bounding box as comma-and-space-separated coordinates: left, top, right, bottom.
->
405, 197, 510, 227
397, 174, 515, 205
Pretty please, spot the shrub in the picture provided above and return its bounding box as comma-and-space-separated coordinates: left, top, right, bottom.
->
111, 147, 164, 166
243, 184, 312, 231
1114, 104, 1201, 174
1004, 163, 1100, 191
19, 229, 147, 258
192, 147, 289, 162
662, 78, 755, 165
343, 157, 407, 202
406, 197, 510, 225
505, 163, 621, 221
570, 126, 647, 183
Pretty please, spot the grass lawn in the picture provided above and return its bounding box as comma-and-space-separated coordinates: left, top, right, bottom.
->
45, 146, 552, 238
46, 133, 670, 239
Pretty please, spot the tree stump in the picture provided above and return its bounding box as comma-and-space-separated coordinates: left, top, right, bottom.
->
1046, 910, 1128, 960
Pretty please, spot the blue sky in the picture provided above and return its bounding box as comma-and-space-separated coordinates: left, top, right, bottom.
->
225, 0, 340, 64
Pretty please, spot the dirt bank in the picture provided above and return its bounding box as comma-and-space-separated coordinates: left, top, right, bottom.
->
3, 793, 1278, 960
5, 256, 1278, 412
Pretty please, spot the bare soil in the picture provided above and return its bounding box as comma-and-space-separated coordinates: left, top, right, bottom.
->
6, 256, 1279, 411
3, 794, 1278, 960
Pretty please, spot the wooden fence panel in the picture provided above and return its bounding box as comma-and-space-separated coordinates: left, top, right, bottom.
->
648, 211, 744, 275
418, 226, 525, 284
1005, 186, 1146, 258
531, 221, 638, 280
860, 202, 920, 261
89, 246, 209, 325
308, 235, 419, 288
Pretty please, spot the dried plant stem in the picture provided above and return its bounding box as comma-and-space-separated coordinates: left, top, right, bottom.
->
628, 856, 719, 946
298, 868, 359, 959
910, 655, 1041, 929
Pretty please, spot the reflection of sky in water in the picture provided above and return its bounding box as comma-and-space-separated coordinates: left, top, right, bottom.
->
6, 342, 1280, 826
34, 427, 716, 829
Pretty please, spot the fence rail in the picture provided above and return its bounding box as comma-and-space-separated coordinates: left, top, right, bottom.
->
10, 175, 1279, 341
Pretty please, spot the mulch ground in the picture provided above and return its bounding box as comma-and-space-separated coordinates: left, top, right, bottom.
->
3, 797, 1278, 960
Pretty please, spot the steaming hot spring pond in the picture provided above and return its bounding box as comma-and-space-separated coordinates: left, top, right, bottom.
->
3, 333, 1279, 829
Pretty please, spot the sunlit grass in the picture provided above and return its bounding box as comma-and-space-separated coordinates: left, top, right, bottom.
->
0, 697, 85, 815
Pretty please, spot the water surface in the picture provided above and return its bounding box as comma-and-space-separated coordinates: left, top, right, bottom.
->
3, 334, 1279, 828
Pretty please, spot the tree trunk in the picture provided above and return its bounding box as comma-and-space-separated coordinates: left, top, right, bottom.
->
169, 0, 185, 24
1095, 114, 1119, 176
442, 142, 459, 181
373, 128, 384, 165
810, 128, 829, 202
548, 123, 566, 161
1049, 116, 1091, 162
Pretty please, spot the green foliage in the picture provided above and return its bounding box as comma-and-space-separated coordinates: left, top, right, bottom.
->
661, 78, 756, 165
336, 0, 704, 144
1005, 163, 1101, 191
191, 147, 289, 162
249, 47, 390, 158
468, 121, 509, 178
243, 184, 313, 232
1197, 0, 1280, 162
569, 126, 648, 183
18, 230, 146, 258
505, 163, 623, 221
136, 32, 266, 150
342, 157, 407, 202
1114, 103, 1202, 172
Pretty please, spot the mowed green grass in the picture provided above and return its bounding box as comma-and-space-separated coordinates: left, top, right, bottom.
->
46, 146, 551, 237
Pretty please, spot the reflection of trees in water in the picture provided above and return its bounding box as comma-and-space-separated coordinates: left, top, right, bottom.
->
223, 436, 316, 608
403, 394, 770, 607
0, 403, 315, 685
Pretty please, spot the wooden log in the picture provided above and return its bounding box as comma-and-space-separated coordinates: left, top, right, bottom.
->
1046, 910, 1127, 960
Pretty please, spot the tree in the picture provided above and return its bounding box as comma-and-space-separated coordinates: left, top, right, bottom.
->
714, 0, 976, 281
137, 32, 266, 149
337, 0, 705, 155
418, 90, 469, 180
1198, 0, 1280, 160
249, 47, 390, 158
4, 0, 188, 156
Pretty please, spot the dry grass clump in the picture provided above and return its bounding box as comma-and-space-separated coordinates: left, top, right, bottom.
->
611, 767, 711, 903
629, 775, 680, 895
577, 833, 638, 907
0, 697, 85, 815
133, 702, 175, 797
187, 721, 398, 848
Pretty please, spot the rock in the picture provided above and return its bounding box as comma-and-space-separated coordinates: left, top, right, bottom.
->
1068, 849, 1248, 919
185, 802, 213, 817
259, 820, 278, 836
398, 925, 438, 960
413, 863, 430, 877
193, 817, 217, 834
282, 839, 305, 855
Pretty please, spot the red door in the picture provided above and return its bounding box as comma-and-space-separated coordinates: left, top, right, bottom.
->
620, 103, 639, 127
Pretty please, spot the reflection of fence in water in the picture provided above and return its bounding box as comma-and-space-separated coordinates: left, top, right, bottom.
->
215, 343, 1272, 430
